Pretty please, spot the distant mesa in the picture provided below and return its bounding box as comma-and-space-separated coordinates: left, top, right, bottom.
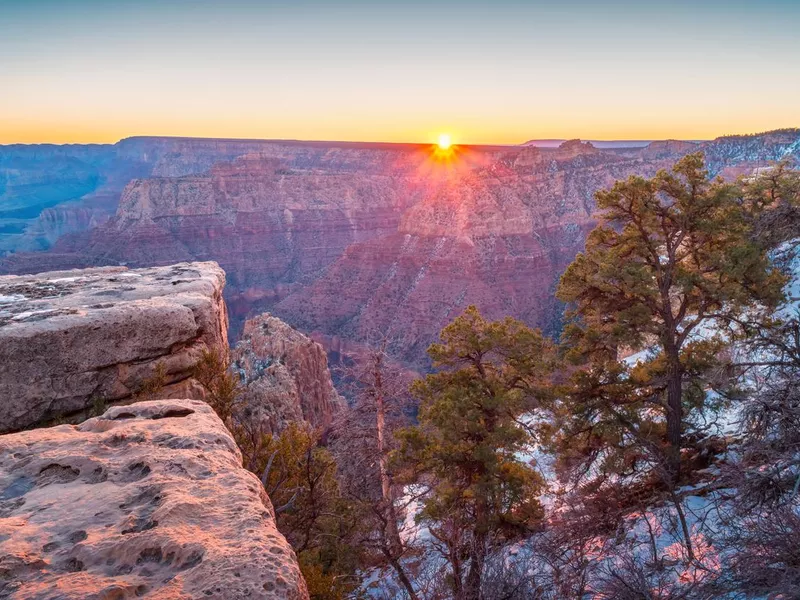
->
522, 138, 655, 149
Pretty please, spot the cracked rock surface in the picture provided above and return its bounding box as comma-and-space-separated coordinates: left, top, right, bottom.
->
0, 262, 228, 432
0, 399, 308, 599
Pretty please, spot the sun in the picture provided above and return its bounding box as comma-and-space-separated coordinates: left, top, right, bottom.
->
437, 133, 452, 150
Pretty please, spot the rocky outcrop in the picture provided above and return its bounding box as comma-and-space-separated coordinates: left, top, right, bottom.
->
553, 139, 598, 159
641, 139, 700, 160
0, 399, 308, 599
233, 314, 344, 434
0, 262, 228, 432
701, 128, 800, 179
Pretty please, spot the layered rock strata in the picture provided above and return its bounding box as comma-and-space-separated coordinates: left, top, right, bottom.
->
2, 131, 798, 367
233, 313, 344, 434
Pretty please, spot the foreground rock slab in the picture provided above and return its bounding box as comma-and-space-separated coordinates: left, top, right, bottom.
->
0, 399, 308, 599
0, 262, 228, 432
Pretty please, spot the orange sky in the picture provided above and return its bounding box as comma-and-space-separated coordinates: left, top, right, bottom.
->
2, 1, 799, 145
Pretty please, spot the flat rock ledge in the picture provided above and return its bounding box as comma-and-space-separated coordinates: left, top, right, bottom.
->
0, 262, 229, 433
0, 399, 308, 599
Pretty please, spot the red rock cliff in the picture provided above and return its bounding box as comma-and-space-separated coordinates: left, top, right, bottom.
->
234, 313, 344, 434
2, 132, 798, 367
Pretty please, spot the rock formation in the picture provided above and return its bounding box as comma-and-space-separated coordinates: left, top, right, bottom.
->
1, 136, 384, 253
0, 262, 228, 432
233, 313, 344, 434
0, 398, 308, 599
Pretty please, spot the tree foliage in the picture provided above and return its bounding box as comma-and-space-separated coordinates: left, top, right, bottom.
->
395, 306, 556, 600
256, 422, 363, 597
555, 153, 786, 487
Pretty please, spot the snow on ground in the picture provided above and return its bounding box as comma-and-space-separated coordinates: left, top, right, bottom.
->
366, 241, 800, 597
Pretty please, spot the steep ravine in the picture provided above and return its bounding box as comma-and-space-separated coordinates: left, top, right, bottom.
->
2, 131, 798, 368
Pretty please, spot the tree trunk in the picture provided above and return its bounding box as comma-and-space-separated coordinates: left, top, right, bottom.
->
462, 528, 487, 600
669, 488, 695, 562
374, 354, 417, 598
389, 555, 419, 600
665, 360, 683, 485
375, 362, 403, 557
450, 546, 464, 600
462, 500, 488, 600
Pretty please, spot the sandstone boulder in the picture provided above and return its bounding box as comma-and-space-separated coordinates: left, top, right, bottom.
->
0, 399, 308, 599
0, 262, 228, 432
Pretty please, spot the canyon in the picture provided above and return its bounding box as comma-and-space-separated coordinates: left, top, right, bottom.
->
2, 130, 799, 368
0, 133, 798, 597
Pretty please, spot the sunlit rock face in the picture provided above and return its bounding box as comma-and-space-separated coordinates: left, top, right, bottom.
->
1, 131, 798, 367
0, 262, 228, 432
0, 399, 308, 600
233, 313, 344, 435
0, 136, 397, 254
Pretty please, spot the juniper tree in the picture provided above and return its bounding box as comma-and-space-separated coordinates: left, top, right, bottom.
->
395, 306, 556, 600
555, 153, 785, 491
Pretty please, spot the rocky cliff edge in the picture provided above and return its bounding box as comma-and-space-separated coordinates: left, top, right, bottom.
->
0, 262, 228, 433
0, 399, 308, 599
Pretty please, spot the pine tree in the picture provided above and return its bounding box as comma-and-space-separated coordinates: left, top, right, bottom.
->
331, 338, 420, 600
555, 153, 786, 491
395, 306, 555, 600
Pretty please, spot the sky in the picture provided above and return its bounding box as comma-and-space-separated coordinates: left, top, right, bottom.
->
1, 0, 799, 145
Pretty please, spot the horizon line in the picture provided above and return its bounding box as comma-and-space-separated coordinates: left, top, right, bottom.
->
0, 133, 709, 149
2, 127, 799, 148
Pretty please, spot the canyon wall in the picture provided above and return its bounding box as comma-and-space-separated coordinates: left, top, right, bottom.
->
233, 313, 344, 434
2, 130, 798, 367
0, 262, 228, 432
0, 136, 381, 254
0, 398, 308, 599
